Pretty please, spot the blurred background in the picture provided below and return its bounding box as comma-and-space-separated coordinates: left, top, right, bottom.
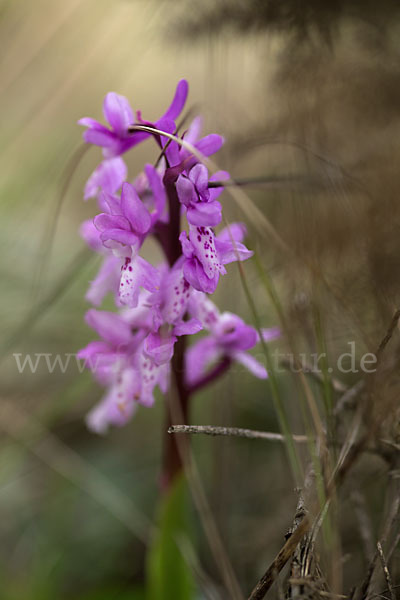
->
1, 1, 400, 598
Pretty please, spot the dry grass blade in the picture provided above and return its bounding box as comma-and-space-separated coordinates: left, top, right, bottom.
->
247, 516, 310, 600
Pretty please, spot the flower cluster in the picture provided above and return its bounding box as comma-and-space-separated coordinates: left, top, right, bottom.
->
78, 80, 279, 433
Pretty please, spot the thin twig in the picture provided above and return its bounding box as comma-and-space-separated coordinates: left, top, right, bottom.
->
375, 308, 400, 361
358, 496, 400, 599
168, 425, 308, 443
208, 173, 335, 190
376, 542, 396, 600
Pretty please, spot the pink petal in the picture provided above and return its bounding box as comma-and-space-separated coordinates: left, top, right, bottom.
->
173, 318, 202, 337
187, 291, 220, 330
209, 170, 230, 201
94, 213, 130, 232
78, 118, 109, 132
85, 255, 121, 306
195, 134, 224, 157
159, 79, 189, 122
121, 182, 151, 234
194, 262, 220, 293
103, 92, 134, 135
215, 239, 253, 265
187, 202, 222, 227
136, 256, 161, 293
183, 116, 203, 146
183, 258, 219, 294
144, 332, 176, 366
77, 341, 110, 362
100, 229, 140, 247
86, 369, 138, 434
84, 157, 127, 200
144, 164, 167, 223
185, 337, 220, 385
234, 351, 268, 379
261, 327, 281, 343
83, 129, 116, 147
98, 191, 122, 215
176, 175, 195, 207
189, 163, 209, 195
179, 231, 194, 259
217, 222, 247, 243
80, 219, 103, 252
85, 309, 132, 347
139, 352, 169, 407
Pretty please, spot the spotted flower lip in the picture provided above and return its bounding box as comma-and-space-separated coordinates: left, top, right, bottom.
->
179, 223, 253, 293
78, 79, 189, 157
118, 255, 160, 309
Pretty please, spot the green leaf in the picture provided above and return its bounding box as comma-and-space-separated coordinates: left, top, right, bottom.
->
146, 475, 195, 600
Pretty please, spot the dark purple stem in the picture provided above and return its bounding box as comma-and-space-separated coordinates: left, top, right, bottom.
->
160, 176, 189, 489
187, 356, 232, 396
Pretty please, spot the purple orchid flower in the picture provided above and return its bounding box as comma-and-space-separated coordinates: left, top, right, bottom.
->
86, 349, 169, 434
78, 309, 169, 433
94, 181, 152, 249
93, 181, 161, 307
77, 309, 137, 383
179, 223, 253, 294
77, 79, 281, 441
85, 367, 139, 433
176, 164, 229, 227
186, 292, 281, 384
78, 80, 189, 157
